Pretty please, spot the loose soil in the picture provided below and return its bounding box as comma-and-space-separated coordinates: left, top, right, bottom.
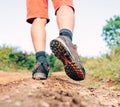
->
0, 71, 120, 107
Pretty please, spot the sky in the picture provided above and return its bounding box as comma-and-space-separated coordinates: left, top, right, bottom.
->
0, 0, 120, 57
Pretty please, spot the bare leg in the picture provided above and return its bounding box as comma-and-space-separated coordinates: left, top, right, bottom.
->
31, 18, 47, 52
56, 6, 75, 32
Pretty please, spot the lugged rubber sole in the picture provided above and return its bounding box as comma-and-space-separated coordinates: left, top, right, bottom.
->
50, 39, 85, 81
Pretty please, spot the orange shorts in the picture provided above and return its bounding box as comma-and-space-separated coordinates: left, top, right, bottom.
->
26, 0, 74, 24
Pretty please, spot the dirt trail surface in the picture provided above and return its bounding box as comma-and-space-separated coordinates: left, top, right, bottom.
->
0, 71, 120, 107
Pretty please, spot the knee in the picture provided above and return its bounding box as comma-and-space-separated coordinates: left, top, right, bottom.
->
32, 18, 47, 26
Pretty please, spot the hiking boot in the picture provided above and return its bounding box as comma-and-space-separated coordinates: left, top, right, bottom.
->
32, 56, 50, 80
50, 36, 85, 81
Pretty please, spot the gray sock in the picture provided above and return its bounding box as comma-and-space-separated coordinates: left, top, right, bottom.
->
59, 29, 73, 41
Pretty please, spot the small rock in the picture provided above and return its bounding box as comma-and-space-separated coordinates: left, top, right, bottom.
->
38, 101, 50, 107
6, 99, 12, 103
1, 95, 10, 101
15, 101, 21, 106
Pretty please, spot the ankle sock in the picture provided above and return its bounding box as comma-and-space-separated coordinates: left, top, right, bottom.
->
59, 29, 73, 41
36, 51, 46, 63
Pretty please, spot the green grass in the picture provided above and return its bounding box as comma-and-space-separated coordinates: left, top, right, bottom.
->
84, 46, 120, 86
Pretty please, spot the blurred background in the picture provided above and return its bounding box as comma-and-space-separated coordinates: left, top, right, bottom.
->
0, 0, 120, 57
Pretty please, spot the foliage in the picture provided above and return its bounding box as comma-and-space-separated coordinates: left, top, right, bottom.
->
85, 45, 120, 85
47, 53, 64, 72
0, 45, 64, 72
0, 45, 35, 71
47, 53, 56, 70
0, 45, 13, 62
53, 59, 64, 72
0, 45, 14, 71
102, 15, 120, 48
9, 52, 35, 70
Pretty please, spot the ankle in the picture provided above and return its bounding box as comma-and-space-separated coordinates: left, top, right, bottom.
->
59, 29, 73, 41
35, 51, 46, 63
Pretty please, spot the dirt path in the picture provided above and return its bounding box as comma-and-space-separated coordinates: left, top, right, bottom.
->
0, 71, 120, 107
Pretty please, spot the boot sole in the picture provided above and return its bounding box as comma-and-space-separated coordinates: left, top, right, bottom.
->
50, 39, 85, 81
